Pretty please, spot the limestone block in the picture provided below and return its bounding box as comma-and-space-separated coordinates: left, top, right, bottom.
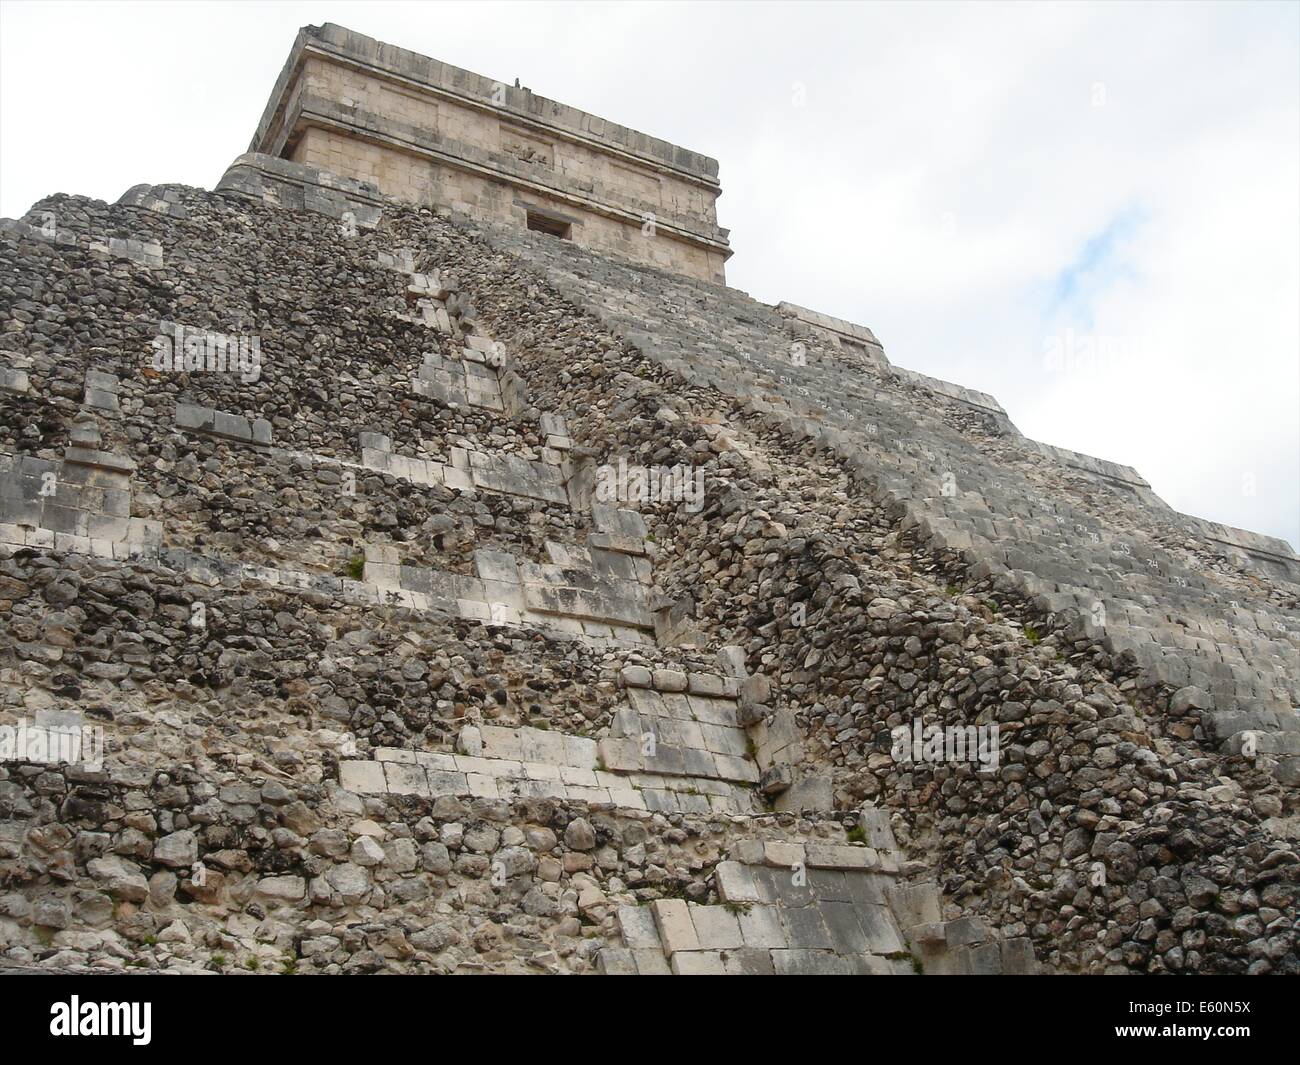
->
772, 769, 832, 813
617, 905, 662, 949
591, 503, 648, 541
650, 899, 699, 955
620, 665, 653, 688
999, 938, 1037, 975
686, 672, 728, 697
687, 694, 740, 727
738, 905, 787, 949
457, 598, 493, 622
699, 722, 748, 758
770, 950, 854, 976
857, 805, 899, 852
519, 727, 566, 764
651, 668, 688, 692
563, 734, 598, 770
968, 941, 1004, 975
62, 447, 135, 474
805, 843, 879, 871
633, 949, 672, 975
339, 761, 387, 794
778, 906, 834, 951
670, 951, 726, 975
559, 766, 598, 787
376, 747, 416, 763
414, 751, 458, 772
714, 861, 762, 905
689, 905, 743, 950
426, 769, 470, 796
597, 947, 637, 975
944, 916, 989, 947
383, 762, 431, 796
852, 905, 904, 951
442, 466, 473, 491
626, 688, 669, 719
539, 412, 569, 437
480, 726, 523, 761
711, 753, 759, 783
819, 901, 873, 954
413, 376, 466, 407
91, 236, 163, 267
474, 548, 521, 584
762, 841, 806, 869
718, 948, 775, 976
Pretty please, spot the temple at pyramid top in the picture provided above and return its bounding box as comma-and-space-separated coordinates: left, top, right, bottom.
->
249, 23, 732, 283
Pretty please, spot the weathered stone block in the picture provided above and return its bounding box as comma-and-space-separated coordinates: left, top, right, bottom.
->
670, 951, 727, 975
690, 905, 743, 950
651, 899, 699, 955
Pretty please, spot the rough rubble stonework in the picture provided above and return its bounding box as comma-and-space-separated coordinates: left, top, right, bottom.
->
0, 25, 1297, 977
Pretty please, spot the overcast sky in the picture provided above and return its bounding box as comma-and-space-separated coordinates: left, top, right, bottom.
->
2, 0, 1297, 548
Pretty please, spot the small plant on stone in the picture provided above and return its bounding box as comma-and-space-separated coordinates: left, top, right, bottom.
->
845, 826, 867, 845
1023, 625, 1041, 644
945, 584, 960, 598
344, 555, 365, 580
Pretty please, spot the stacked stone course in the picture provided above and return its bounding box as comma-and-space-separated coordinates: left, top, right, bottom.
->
0, 88, 1296, 975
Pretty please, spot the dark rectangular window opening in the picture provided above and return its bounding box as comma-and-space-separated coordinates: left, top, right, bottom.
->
527, 211, 571, 239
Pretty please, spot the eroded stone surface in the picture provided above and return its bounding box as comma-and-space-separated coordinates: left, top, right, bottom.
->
0, 65, 1295, 978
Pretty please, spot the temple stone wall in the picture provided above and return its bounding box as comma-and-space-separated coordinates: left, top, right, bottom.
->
251, 25, 730, 283
0, 23, 1296, 977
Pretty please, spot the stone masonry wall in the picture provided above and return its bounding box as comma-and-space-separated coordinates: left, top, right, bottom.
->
0, 164, 1294, 975
251, 25, 730, 283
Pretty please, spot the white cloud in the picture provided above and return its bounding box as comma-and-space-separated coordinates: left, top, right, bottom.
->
2, 0, 1295, 545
